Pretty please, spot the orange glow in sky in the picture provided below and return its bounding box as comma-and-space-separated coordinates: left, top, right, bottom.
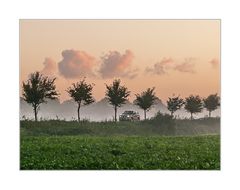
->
20, 20, 220, 103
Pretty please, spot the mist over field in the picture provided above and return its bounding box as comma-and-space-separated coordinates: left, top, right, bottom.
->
19, 20, 221, 170
20, 97, 220, 121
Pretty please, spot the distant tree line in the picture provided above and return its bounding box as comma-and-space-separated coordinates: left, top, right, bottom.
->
22, 72, 220, 122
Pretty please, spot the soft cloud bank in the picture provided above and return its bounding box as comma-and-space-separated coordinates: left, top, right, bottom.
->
174, 58, 196, 73
99, 50, 137, 79
40, 58, 57, 76
58, 50, 95, 79
145, 58, 174, 75
40, 50, 201, 80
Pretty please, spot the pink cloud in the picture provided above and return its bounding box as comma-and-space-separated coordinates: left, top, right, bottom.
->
58, 49, 96, 79
145, 58, 174, 75
99, 50, 137, 79
174, 58, 196, 73
40, 58, 57, 76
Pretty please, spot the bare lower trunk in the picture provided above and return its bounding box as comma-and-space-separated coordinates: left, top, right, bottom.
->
190, 112, 193, 120
114, 106, 117, 122
144, 110, 146, 120
77, 103, 81, 122
33, 104, 38, 122
171, 111, 173, 117
209, 111, 211, 117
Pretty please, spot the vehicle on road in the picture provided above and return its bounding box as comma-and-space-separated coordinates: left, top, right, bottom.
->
119, 110, 140, 121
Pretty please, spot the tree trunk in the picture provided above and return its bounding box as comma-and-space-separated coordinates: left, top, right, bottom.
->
144, 110, 146, 120
209, 111, 211, 118
190, 112, 193, 120
33, 104, 38, 122
77, 103, 81, 122
171, 111, 173, 117
114, 106, 117, 122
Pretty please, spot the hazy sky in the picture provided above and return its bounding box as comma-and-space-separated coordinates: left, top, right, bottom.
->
20, 20, 220, 103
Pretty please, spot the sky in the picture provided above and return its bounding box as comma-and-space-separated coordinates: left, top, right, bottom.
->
20, 20, 220, 103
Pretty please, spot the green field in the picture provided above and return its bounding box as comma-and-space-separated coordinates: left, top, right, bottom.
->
20, 118, 220, 170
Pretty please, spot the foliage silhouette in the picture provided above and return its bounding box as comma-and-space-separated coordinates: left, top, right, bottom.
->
105, 79, 130, 122
22, 72, 59, 121
167, 95, 184, 117
203, 93, 220, 117
67, 78, 95, 122
184, 95, 203, 120
134, 87, 158, 120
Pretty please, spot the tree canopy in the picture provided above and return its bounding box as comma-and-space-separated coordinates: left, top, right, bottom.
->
184, 95, 203, 119
167, 95, 184, 117
203, 93, 220, 117
22, 72, 59, 121
105, 79, 130, 122
67, 78, 95, 122
134, 87, 158, 120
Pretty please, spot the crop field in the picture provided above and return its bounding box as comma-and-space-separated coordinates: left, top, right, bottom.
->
20, 118, 220, 170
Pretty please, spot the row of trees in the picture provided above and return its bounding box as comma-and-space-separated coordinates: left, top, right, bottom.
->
22, 72, 220, 122
167, 94, 220, 120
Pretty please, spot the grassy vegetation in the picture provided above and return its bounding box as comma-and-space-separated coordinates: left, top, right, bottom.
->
20, 117, 220, 170
21, 135, 220, 170
20, 117, 220, 136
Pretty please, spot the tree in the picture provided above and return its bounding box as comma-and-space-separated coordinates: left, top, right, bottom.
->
134, 87, 158, 120
167, 95, 184, 117
67, 78, 95, 122
203, 93, 220, 117
184, 95, 203, 120
22, 72, 59, 121
105, 79, 130, 122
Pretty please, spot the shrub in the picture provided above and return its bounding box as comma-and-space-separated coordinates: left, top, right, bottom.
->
146, 112, 175, 135
151, 111, 174, 125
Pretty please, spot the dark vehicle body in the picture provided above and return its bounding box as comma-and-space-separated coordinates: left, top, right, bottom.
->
119, 110, 140, 121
